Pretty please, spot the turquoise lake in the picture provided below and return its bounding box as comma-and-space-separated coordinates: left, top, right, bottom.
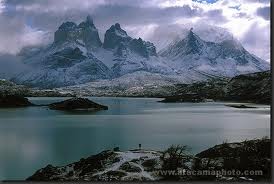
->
0, 97, 270, 180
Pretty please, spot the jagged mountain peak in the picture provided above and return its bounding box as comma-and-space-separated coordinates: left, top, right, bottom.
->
160, 27, 269, 76
159, 28, 206, 57
86, 15, 94, 25
78, 15, 96, 29
103, 23, 130, 49
114, 23, 121, 29
109, 23, 128, 37
58, 22, 77, 31
187, 28, 196, 39
54, 16, 102, 48
185, 28, 204, 46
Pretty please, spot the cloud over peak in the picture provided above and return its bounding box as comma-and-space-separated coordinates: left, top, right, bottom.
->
0, 0, 270, 61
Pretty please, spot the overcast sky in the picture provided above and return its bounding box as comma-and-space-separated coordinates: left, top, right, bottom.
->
0, 0, 271, 61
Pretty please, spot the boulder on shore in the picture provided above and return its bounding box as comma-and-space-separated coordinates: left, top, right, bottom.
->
0, 95, 34, 107
48, 97, 108, 111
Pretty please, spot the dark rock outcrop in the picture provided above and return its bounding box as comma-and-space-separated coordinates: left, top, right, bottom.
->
27, 150, 117, 181
48, 97, 108, 111
0, 95, 33, 107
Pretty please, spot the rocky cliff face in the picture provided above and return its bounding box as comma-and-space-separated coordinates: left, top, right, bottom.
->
103, 23, 157, 58
54, 15, 102, 49
103, 23, 131, 49
129, 38, 157, 58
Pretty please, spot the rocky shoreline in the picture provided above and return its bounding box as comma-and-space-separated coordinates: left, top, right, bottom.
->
27, 138, 271, 182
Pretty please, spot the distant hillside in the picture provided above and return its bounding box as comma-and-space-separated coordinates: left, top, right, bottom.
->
224, 70, 271, 104
0, 79, 30, 96
0, 79, 73, 97
169, 70, 271, 104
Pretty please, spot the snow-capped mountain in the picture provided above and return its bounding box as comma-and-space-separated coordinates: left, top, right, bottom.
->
14, 16, 175, 88
160, 28, 269, 78
13, 16, 269, 88
148, 24, 234, 51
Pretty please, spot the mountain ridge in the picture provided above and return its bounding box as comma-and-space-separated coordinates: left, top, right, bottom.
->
12, 16, 269, 88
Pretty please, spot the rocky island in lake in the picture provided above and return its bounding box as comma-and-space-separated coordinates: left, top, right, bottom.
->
0, 95, 34, 107
49, 97, 108, 111
225, 104, 257, 109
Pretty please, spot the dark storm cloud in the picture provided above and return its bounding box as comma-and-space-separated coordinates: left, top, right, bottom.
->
5, 2, 203, 29
256, 6, 270, 20
1, 1, 204, 48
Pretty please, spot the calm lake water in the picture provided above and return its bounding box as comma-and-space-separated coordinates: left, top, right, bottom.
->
0, 97, 270, 180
